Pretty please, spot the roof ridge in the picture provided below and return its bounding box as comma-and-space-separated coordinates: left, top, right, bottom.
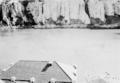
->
55, 61, 72, 81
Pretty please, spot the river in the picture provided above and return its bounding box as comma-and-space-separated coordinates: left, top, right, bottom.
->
0, 29, 120, 82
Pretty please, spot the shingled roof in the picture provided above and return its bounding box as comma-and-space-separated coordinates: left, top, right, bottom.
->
0, 60, 73, 83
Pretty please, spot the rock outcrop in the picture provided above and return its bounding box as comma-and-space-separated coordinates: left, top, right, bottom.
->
0, 0, 120, 28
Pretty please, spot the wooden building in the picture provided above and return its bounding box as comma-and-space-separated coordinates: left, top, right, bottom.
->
0, 60, 77, 83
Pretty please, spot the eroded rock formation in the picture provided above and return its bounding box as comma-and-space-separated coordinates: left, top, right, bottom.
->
0, 0, 120, 28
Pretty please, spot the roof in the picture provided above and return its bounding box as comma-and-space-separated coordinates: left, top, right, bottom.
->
0, 60, 72, 83
57, 62, 77, 82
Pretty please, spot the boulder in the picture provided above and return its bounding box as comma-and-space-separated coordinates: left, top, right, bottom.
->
114, 0, 120, 15
69, 0, 79, 20
2, 1, 11, 26
103, 0, 116, 16
27, 0, 44, 25
43, 0, 59, 22
60, 0, 70, 24
88, 0, 105, 24
78, 0, 90, 24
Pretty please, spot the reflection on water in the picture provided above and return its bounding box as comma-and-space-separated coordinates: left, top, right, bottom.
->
0, 28, 34, 38
0, 29, 14, 37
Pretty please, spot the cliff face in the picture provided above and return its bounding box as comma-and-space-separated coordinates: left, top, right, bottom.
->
0, 0, 120, 27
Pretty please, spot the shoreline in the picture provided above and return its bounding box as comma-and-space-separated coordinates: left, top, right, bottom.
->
0, 23, 120, 30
